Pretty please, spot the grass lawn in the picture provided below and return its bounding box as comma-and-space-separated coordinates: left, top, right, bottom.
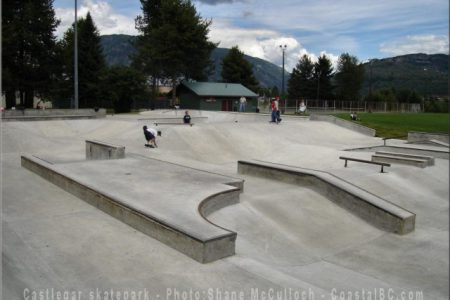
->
334, 113, 449, 138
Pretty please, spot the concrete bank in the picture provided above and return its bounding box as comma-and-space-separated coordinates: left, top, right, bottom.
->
310, 114, 376, 136
238, 160, 415, 235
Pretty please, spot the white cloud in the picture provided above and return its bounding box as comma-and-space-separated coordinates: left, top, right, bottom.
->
209, 19, 340, 71
55, 0, 137, 38
380, 35, 449, 56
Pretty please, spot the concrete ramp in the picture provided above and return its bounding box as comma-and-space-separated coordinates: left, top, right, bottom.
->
238, 160, 415, 235
21, 154, 244, 263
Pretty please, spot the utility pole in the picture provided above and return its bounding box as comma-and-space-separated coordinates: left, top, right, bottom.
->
74, 0, 79, 109
279, 45, 287, 112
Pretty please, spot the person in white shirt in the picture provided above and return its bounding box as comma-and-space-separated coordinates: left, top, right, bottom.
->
239, 96, 247, 112
143, 125, 158, 148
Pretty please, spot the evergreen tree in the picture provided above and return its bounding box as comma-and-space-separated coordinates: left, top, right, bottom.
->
221, 46, 259, 92
313, 54, 334, 100
100, 66, 149, 113
133, 0, 216, 101
287, 55, 315, 100
58, 12, 106, 108
2, 0, 60, 108
334, 53, 365, 101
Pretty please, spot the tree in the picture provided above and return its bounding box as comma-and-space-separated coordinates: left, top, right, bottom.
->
2, 0, 60, 108
221, 46, 259, 92
287, 54, 315, 100
57, 12, 106, 108
100, 66, 149, 113
313, 54, 334, 100
133, 0, 216, 101
334, 53, 365, 101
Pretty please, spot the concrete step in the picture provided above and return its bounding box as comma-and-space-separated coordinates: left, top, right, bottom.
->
375, 151, 435, 166
372, 154, 429, 168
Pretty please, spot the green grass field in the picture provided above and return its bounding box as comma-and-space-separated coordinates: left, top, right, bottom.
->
334, 113, 449, 138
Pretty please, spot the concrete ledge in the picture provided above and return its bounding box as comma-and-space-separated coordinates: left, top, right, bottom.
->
85, 140, 125, 160
373, 151, 434, 167
372, 155, 428, 168
408, 131, 449, 144
1, 108, 106, 121
345, 145, 449, 160
21, 155, 242, 263
310, 114, 376, 136
237, 160, 415, 235
138, 116, 208, 123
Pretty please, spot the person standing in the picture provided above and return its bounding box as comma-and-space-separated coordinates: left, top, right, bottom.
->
239, 96, 247, 112
274, 96, 281, 123
270, 98, 277, 123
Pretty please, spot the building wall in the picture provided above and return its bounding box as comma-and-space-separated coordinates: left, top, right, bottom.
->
178, 88, 258, 112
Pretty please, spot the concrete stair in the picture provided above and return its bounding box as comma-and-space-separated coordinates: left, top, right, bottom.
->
372, 151, 434, 168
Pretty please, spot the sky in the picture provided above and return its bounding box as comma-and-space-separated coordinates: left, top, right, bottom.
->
53, 0, 449, 71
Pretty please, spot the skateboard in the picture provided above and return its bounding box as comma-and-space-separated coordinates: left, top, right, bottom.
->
145, 144, 155, 148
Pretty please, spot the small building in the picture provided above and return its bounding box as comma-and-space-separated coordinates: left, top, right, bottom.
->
177, 81, 258, 111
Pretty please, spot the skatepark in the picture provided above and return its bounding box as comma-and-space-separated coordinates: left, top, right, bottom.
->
2, 110, 449, 299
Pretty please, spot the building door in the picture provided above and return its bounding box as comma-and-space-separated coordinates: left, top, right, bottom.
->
221, 99, 233, 111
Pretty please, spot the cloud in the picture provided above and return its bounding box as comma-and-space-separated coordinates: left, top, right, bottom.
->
209, 19, 342, 71
380, 35, 449, 56
55, 0, 137, 38
209, 19, 341, 71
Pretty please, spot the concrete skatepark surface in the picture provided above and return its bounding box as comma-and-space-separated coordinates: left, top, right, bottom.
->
2, 110, 449, 299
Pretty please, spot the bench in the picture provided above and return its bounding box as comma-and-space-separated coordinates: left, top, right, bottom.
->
339, 156, 390, 173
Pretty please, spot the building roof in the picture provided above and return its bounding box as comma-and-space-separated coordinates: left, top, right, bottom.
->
181, 81, 258, 98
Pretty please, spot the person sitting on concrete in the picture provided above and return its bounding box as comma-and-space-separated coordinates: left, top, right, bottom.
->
183, 111, 191, 124
36, 100, 45, 110
143, 125, 158, 148
350, 112, 358, 121
298, 101, 307, 114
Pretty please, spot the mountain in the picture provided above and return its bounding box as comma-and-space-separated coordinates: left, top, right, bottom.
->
100, 34, 449, 96
100, 34, 288, 89
100, 34, 136, 66
209, 47, 289, 89
362, 53, 448, 96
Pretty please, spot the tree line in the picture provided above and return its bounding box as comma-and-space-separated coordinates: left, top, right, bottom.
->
2, 0, 424, 112
2, 0, 218, 112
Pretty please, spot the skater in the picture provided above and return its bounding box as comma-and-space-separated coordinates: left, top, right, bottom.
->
143, 125, 158, 148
